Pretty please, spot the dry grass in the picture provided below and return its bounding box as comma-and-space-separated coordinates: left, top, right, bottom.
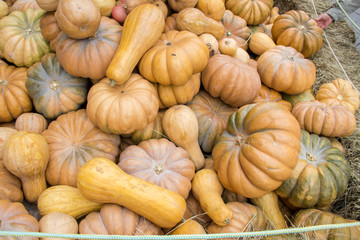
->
276, 0, 360, 222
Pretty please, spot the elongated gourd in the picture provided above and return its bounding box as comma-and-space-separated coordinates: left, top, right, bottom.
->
191, 169, 233, 226
106, 4, 165, 84
76, 157, 186, 228
162, 105, 205, 170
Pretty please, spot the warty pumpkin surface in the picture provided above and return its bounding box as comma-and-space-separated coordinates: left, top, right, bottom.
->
79, 204, 162, 236
225, 0, 273, 25
212, 102, 301, 198
187, 90, 237, 153
0, 61, 32, 122
139, 30, 209, 86
271, 10, 323, 58
276, 130, 350, 209
26, 53, 89, 119
56, 16, 123, 81
201, 54, 261, 107
41, 109, 120, 187
119, 138, 195, 199
0, 160, 23, 202
0, 8, 50, 67
86, 74, 159, 135
257, 45, 316, 95
291, 100, 357, 138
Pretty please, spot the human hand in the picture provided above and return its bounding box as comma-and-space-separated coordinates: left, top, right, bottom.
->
314, 13, 333, 29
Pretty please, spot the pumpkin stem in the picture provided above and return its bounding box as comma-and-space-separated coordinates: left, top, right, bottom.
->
287, 55, 295, 61
225, 31, 232, 37
153, 163, 164, 175
164, 40, 171, 46
79, 26, 88, 33
306, 152, 317, 162
298, 25, 305, 31
50, 80, 60, 90
337, 95, 343, 101
0, 80, 7, 85
236, 135, 246, 145
109, 79, 117, 86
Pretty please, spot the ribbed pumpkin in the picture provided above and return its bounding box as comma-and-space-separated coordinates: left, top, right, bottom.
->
79, 204, 162, 236
15, 113, 48, 133
294, 209, 360, 239
86, 74, 159, 135
3, 131, 49, 203
36, 0, 58, 11
291, 100, 357, 138
155, 73, 201, 108
119, 138, 195, 199
41, 109, 121, 187
271, 10, 323, 58
201, 54, 261, 107
207, 202, 267, 235
0, 61, 32, 122
187, 90, 237, 153
276, 130, 350, 209
0, 160, 23, 202
131, 111, 164, 144
0, 199, 39, 239
281, 89, 315, 108
26, 53, 89, 119
196, 0, 225, 21
139, 30, 209, 86
56, 16, 123, 81
40, 12, 60, 52
10, 0, 40, 12
55, 0, 101, 39
212, 102, 301, 198
315, 78, 360, 114
220, 10, 250, 50
254, 85, 292, 111
257, 45, 316, 95
39, 212, 78, 239
0, 8, 50, 67
225, 0, 273, 25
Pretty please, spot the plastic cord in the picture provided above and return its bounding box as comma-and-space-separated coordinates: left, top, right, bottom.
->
334, 0, 360, 31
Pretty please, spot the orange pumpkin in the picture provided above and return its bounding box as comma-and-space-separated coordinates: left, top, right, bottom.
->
254, 85, 292, 111
164, 13, 178, 33
0, 160, 23, 202
39, 12, 60, 52
15, 113, 48, 133
201, 54, 261, 107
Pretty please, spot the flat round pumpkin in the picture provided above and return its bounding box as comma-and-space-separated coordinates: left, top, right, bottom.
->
119, 138, 195, 199
86, 74, 159, 135
41, 109, 120, 187
276, 130, 350, 209
201, 54, 261, 107
212, 102, 301, 198
26, 53, 89, 119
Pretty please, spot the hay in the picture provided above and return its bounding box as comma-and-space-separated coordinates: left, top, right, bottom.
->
276, 0, 360, 221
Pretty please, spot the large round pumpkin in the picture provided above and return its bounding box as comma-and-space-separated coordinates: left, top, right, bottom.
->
187, 90, 237, 153
0, 61, 32, 123
271, 10, 323, 58
201, 54, 261, 107
139, 30, 209, 86
41, 109, 121, 187
86, 74, 159, 135
26, 53, 89, 119
119, 138, 195, 199
79, 204, 161, 236
257, 45, 316, 95
291, 100, 357, 138
225, 0, 273, 25
0, 8, 50, 67
0, 160, 23, 202
212, 102, 301, 198
276, 130, 350, 209
56, 16, 123, 81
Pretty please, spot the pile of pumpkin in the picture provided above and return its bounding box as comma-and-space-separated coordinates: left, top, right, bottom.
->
0, 0, 360, 239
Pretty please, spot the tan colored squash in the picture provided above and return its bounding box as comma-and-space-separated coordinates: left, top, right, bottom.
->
0, 160, 23, 202
106, 4, 165, 84
218, 37, 237, 56
15, 113, 48, 133
199, 33, 219, 57
249, 32, 276, 55
3, 131, 49, 203
0, 0, 9, 18
162, 105, 205, 170
0, 127, 17, 159
76, 157, 187, 228
164, 13, 178, 33
39, 212, 78, 240
232, 47, 250, 63
196, 0, 225, 21
192, 169, 233, 226
167, 0, 197, 12
176, 8, 225, 39
169, 219, 206, 238
37, 185, 103, 219
36, 0, 58, 11
92, 0, 115, 16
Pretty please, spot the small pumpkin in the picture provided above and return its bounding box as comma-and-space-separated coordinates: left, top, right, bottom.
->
26, 53, 89, 119
41, 109, 121, 187
119, 138, 195, 199
10, 0, 40, 12
315, 78, 360, 113
201, 54, 261, 107
139, 30, 209, 86
291, 100, 357, 138
276, 130, 350, 209
169, 219, 206, 237
39, 212, 78, 240
86, 74, 159, 135
55, 0, 101, 39
187, 90, 237, 153
36, 0, 58, 11
196, 0, 225, 21
254, 84, 292, 111
15, 113, 48, 133
39, 12, 60, 52
218, 37, 237, 56
249, 31, 276, 55
0, 160, 23, 202
271, 10, 323, 58
199, 33, 219, 57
